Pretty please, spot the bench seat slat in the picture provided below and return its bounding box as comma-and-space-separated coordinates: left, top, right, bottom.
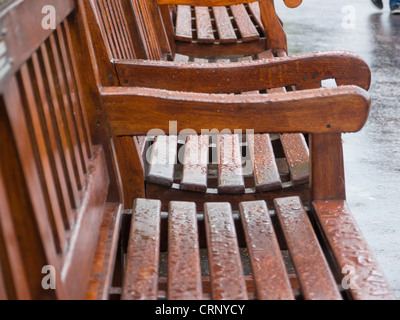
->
274, 197, 342, 300
168, 201, 202, 300
248, 134, 282, 192
313, 200, 396, 300
240, 201, 294, 300
204, 202, 248, 300
280, 133, 310, 185
248, 2, 264, 33
181, 135, 209, 192
147, 135, 178, 187
230, 4, 260, 42
212, 6, 237, 44
175, 5, 193, 42
217, 134, 245, 194
195, 7, 215, 43
122, 199, 161, 300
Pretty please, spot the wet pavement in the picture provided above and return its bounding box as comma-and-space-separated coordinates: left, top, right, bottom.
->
275, 0, 400, 298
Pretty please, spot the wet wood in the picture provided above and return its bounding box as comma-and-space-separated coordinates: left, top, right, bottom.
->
239, 201, 294, 300
274, 196, 342, 300
204, 202, 248, 300
122, 199, 161, 300
147, 135, 178, 187
217, 134, 245, 194
231, 4, 259, 42
313, 200, 396, 300
213, 6, 237, 43
280, 133, 310, 185
195, 7, 215, 43
175, 5, 193, 42
181, 135, 209, 192
248, 133, 282, 192
168, 201, 202, 300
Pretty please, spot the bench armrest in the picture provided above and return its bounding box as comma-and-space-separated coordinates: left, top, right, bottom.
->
115, 51, 371, 94
157, 0, 303, 8
100, 85, 370, 136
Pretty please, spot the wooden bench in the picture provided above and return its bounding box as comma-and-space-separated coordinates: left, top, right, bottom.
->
0, 0, 396, 300
159, 0, 303, 56
85, 0, 375, 212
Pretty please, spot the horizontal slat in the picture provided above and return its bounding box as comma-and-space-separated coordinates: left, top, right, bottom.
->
230, 4, 259, 42
240, 201, 294, 300
175, 5, 193, 42
213, 6, 237, 43
195, 7, 215, 43
280, 133, 310, 185
217, 134, 245, 194
204, 202, 248, 300
168, 201, 202, 300
181, 135, 209, 192
274, 196, 342, 300
313, 200, 396, 300
248, 134, 282, 191
122, 199, 161, 300
147, 135, 178, 187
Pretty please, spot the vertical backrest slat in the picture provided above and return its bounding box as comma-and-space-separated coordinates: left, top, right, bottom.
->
48, 33, 86, 191
39, 42, 80, 209
29, 53, 75, 229
56, 25, 91, 173
16, 64, 68, 254
1, 78, 63, 300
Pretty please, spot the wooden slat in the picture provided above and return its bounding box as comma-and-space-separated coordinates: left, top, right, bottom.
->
274, 197, 342, 300
181, 135, 209, 192
168, 201, 202, 300
230, 4, 259, 42
239, 201, 294, 300
248, 134, 282, 192
40, 42, 80, 209
0, 266, 6, 300
18, 64, 66, 253
280, 133, 309, 185
195, 7, 215, 43
31, 53, 74, 227
248, 2, 264, 33
212, 6, 237, 43
313, 200, 396, 300
147, 135, 178, 187
87, 203, 123, 300
175, 5, 193, 42
122, 199, 161, 300
217, 134, 245, 194
217, 135, 245, 193
48, 33, 86, 190
204, 202, 248, 300
174, 53, 190, 62
56, 25, 90, 173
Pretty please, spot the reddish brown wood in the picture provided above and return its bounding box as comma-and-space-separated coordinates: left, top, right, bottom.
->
239, 201, 294, 300
87, 204, 123, 300
122, 199, 161, 300
168, 201, 203, 300
181, 135, 209, 192
274, 197, 342, 300
195, 7, 215, 43
213, 6, 237, 44
231, 4, 260, 42
247, 134, 282, 192
204, 202, 248, 300
217, 134, 245, 194
313, 200, 396, 300
175, 5, 193, 42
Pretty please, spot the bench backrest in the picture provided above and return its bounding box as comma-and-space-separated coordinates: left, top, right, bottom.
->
0, 0, 112, 299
